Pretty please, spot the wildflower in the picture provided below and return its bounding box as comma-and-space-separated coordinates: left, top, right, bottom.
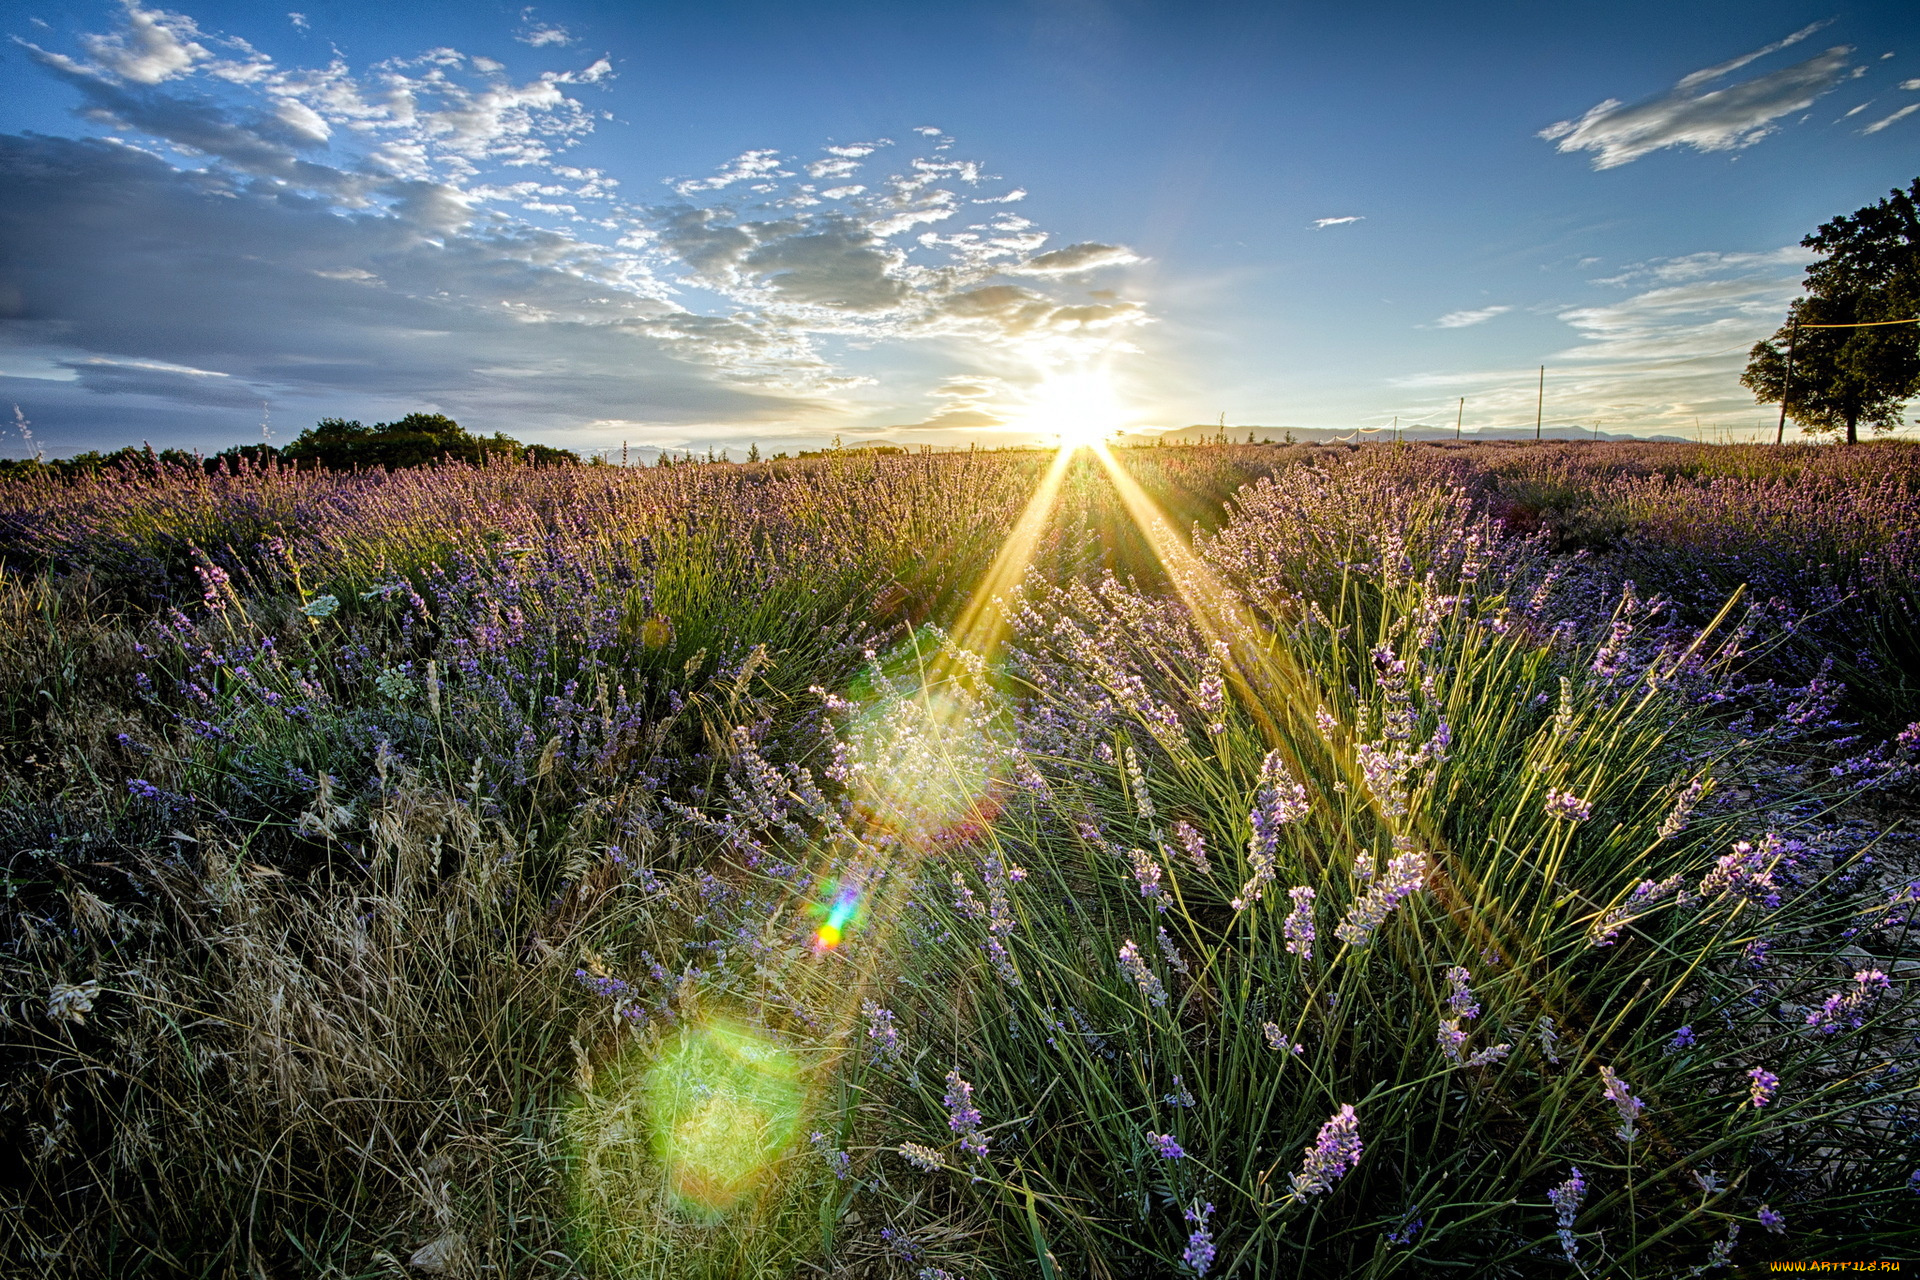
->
1538, 1016, 1563, 1064
1436, 1018, 1468, 1061
1444, 965, 1480, 1019
1697, 839, 1781, 908
1385, 1206, 1423, 1246
1182, 1201, 1217, 1275
1156, 926, 1190, 974
1701, 1221, 1740, 1270
1282, 886, 1316, 962
863, 999, 903, 1067
1668, 1025, 1697, 1052
1290, 1104, 1362, 1197
1805, 969, 1893, 1034
1172, 820, 1210, 874
1599, 1065, 1644, 1142
1118, 939, 1169, 1009
1658, 777, 1706, 839
809, 1130, 851, 1180
1547, 1167, 1586, 1263
1162, 1075, 1196, 1108
1552, 676, 1576, 739
1757, 1205, 1786, 1235
1262, 1022, 1304, 1054
1130, 846, 1171, 912
898, 1142, 944, 1171
1588, 872, 1687, 946
1544, 787, 1592, 822
1909, 1169, 1920, 1194
47, 979, 101, 1024
1148, 1131, 1186, 1159
1124, 746, 1157, 827
943, 1070, 988, 1158
880, 1227, 919, 1261
1746, 1067, 1778, 1109
126, 778, 162, 802
1334, 849, 1427, 950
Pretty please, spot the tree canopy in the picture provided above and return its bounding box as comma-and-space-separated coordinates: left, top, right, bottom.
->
1742, 178, 1920, 443
280, 414, 578, 469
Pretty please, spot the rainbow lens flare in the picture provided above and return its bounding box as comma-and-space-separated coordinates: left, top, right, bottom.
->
807, 880, 865, 952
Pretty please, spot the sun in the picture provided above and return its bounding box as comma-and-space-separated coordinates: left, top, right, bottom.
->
1007, 369, 1127, 447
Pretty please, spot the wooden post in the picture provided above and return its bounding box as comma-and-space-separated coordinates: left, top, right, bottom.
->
1535, 366, 1544, 441
1456, 397, 1464, 440
1774, 319, 1798, 445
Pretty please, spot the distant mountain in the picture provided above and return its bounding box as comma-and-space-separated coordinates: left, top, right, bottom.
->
1122, 424, 1695, 446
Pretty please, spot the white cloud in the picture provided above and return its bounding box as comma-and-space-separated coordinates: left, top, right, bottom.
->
1592, 245, 1815, 286
1011, 242, 1141, 275
287, 12, 308, 32
972, 188, 1026, 204
1864, 103, 1920, 134
517, 24, 572, 47
74, 3, 209, 84
1903, 78, 1920, 90
1432, 305, 1509, 329
1540, 31, 1856, 168
673, 149, 788, 195
1312, 215, 1362, 228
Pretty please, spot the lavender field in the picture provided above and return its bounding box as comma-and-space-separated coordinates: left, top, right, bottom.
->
2, 440, 1918, 1277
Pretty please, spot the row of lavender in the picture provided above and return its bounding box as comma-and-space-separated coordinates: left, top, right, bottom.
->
1, 443, 1916, 1276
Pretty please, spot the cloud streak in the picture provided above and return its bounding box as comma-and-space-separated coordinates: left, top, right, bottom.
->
1541, 29, 1856, 168
1432, 305, 1509, 329
1313, 215, 1362, 228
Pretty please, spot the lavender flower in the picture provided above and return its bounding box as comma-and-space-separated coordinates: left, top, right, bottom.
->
1148, 1131, 1186, 1159
1805, 969, 1893, 1034
1757, 1204, 1786, 1235
1182, 1201, 1216, 1275
897, 1142, 944, 1172
1657, 777, 1706, 839
1668, 1025, 1696, 1052
1599, 1065, 1644, 1142
1262, 1022, 1304, 1054
1162, 1075, 1196, 1108
1172, 820, 1210, 874
809, 1130, 851, 1180
1290, 1104, 1362, 1197
1334, 849, 1427, 950
1283, 886, 1316, 962
1233, 750, 1309, 908
1538, 1016, 1563, 1064
1130, 846, 1171, 913
1543, 787, 1592, 823
1746, 1067, 1778, 1109
1118, 939, 1169, 1009
943, 1071, 988, 1158
1547, 1166, 1586, 1263
1385, 1206, 1423, 1246
1156, 926, 1190, 974
1587, 872, 1687, 947
1444, 965, 1480, 1020
863, 999, 903, 1067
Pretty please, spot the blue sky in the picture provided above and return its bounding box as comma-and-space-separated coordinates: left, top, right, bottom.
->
2, 0, 1917, 457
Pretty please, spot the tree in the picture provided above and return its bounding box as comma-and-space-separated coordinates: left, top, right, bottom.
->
281, 413, 578, 469
1742, 178, 1920, 443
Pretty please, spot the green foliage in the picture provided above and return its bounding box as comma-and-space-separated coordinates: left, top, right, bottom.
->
281, 413, 579, 469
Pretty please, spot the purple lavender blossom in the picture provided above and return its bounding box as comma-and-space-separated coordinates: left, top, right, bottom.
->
1805, 969, 1893, 1034
1747, 1067, 1779, 1109
1130, 846, 1171, 913
943, 1070, 987, 1157
1119, 939, 1169, 1009
1233, 749, 1308, 908
1182, 1201, 1216, 1275
1148, 1131, 1186, 1159
1385, 1206, 1423, 1246
863, 999, 903, 1067
1543, 787, 1592, 823
1172, 820, 1211, 874
1667, 1025, 1696, 1052
1599, 1065, 1644, 1142
1548, 1167, 1586, 1263
1657, 777, 1706, 839
1283, 886, 1316, 962
1334, 849, 1427, 949
809, 1130, 851, 1180
1262, 1022, 1304, 1054
1444, 965, 1480, 1020
1588, 872, 1687, 947
1290, 1104, 1362, 1197
1757, 1205, 1786, 1235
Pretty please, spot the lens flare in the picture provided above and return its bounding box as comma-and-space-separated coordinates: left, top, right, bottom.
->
641, 1019, 805, 1217
1005, 367, 1127, 447
807, 879, 866, 952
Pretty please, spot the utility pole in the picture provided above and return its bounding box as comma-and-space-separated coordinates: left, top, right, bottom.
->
1774, 318, 1798, 445
1456, 397, 1464, 441
1392, 414, 1398, 443
1535, 366, 1544, 441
